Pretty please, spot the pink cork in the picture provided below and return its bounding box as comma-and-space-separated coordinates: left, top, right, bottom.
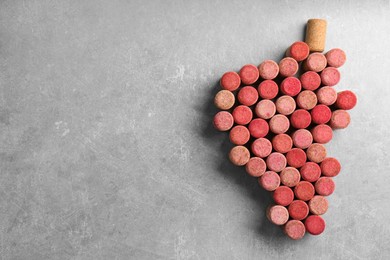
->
258, 60, 279, 80
321, 67, 340, 86
294, 181, 315, 201
229, 146, 250, 166
269, 114, 290, 134
300, 162, 321, 182
284, 220, 306, 240
259, 171, 280, 191
272, 134, 293, 154
248, 118, 269, 138
296, 90, 318, 110
286, 41, 310, 62
239, 64, 259, 85
317, 86, 337, 106
286, 148, 307, 168
237, 86, 258, 106
258, 80, 279, 99
280, 77, 302, 97
267, 205, 289, 225
280, 167, 301, 187
303, 53, 327, 72
213, 111, 234, 131
255, 99, 276, 119
311, 104, 331, 124
288, 200, 309, 220
214, 90, 235, 110
273, 186, 294, 206
325, 48, 346, 68
300, 71, 321, 91
290, 109, 311, 129
245, 157, 267, 177
305, 215, 326, 235
320, 157, 341, 177
251, 138, 273, 158
315, 177, 335, 196
229, 125, 250, 145
330, 110, 351, 129
292, 129, 313, 149
279, 57, 299, 77
220, 71, 241, 91
336, 90, 357, 110
306, 143, 327, 163
311, 124, 333, 144
309, 195, 329, 215
276, 95, 296, 115
266, 152, 287, 172
232, 105, 253, 125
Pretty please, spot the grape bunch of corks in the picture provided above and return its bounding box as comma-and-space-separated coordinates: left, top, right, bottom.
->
213, 19, 357, 240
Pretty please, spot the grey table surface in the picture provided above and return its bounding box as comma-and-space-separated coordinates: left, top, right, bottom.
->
1, 0, 389, 259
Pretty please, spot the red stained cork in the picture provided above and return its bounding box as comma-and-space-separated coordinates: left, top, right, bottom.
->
259, 171, 281, 191
248, 118, 269, 138
232, 105, 253, 125
311, 104, 332, 124
276, 95, 296, 115
300, 162, 321, 182
315, 177, 335, 196
272, 134, 293, 154
273, 186, 294, 206
214, 90, 235, 110
239, 64, 259, 85
280, 167, 301, 187
258, 60, 279, 80
279, 57, 299, 77
320, 157, 341, 177
245, 157, 267, 177
229, 125, 250, 145
220, 71, 241, 91
300, 71, 321, 91
321, 67, 340, 86
336, 90, 357, 110
292, 129, 313, 149
286, 148, 307, 168
325, 48, 346, 68
309, 195, 329, 215
213, 111, 234, 131
288, 200, 309, 220
286, 41, 310, 62
258, 80, 279, 99
267, 205, 289, 225
269, 114, 290, 134
284, 220, 306, 240
290, 109, 311, 129
303, 53, 327, 72
311, 124, 333, 144
306, 143, 327, 163
297, 90, 317, 110
317, 86, 337, 106
238, 86, 258, 106
280, 77, 302, 97
266, 152, 287, 172
255, 99, 276, 119
251, 138, 273, 158
305, 215, 326, 235
294, 181, 315, 201
330, 109, 351, 129
229, 146, 250, 166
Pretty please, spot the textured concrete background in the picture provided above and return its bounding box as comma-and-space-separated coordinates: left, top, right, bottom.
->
0, 0, 389, 259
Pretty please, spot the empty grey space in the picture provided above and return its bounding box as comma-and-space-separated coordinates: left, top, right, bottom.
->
0, 0, 389, 259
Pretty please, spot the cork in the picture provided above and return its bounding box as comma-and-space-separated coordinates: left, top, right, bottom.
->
213, 111, 234, 131
272, 134, 293, 154
232, 105, 253, 125
248, 118, 269, 138
305, 215, 326, 235
280, 167, 301, 187
273, 186, 295, 206
258, 80, 279, 99
305, 19, 327, 52
214, 90, 235, 110
294, 181, 315, 201
255, 99, 276, 120
267, 205, 289, 225
311, 124, 333, 144
296, 90, 317, 110
245, 157, 267, 177
266, 152, 287, 172
239, 64, 259, 85
259, 171, 280, 191
315, 177, 335, 196
238, 86, 258, 106
300, 162, 321, 182
290, 109, 311, 129
284, 220, 306, 240
258, 60, 279, 80
229, 146, 250, 166
220, 71, 241, 91
276, 95, 296, 115
251, 138, 273, 158
288, 200, 309, 220
292, 129, 313, 149
269, 114, 290, 134
320, 157, 341, 177
280, 77, 302, 97
309, 195, 329, 215
229, 125, 250, 145
286, 148, 307, 168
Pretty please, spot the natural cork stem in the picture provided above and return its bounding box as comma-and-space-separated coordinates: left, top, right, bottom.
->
305, 19, 327, 52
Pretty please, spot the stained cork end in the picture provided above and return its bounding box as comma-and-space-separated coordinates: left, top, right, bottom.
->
305, 19, 327, 52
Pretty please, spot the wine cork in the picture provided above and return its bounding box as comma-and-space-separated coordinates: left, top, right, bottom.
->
272, 134, 293, 154
315, 177, 335, 196
300, 162, 321, 182
294, 181, 315, 201
255, 99, 276, 119
306, 143, 327, 163
288, 200, 309, 220
251, 138, 273, 158
269, 114, 290, 134
273, 186, 294, 206
286, 148, 307, 168
258, 60, 279, 80
214, 90, 235, 110
279, 57, 299, 77
259, 171, 280, 191
286, 41, 310, 62
292, 129, 313, 149
246, 157, 267, 177
267, 205, 289, 225
325, 48, 346, 68
303, 53, 327, 72
317, 86, 337, 106
220, 71, 241, 91
276, 95, 296, 115
229, 125, 250, 145
300, 71, 321, 91
238, 86, 258, 106
309, 195, 329, 215
330, 109, 351, 129
258, 80, 279, 99
311, 124, 333, 144
296, 90, 317, 110
248, 118, 269, 138
280, 167, 301, 187
232, 105, 253, 125
213, 111, 234, 131
336, 90, 357, 110
280, 77, 302, 97
284, 220, 306, 240
266, 152, 287, 172
229, 146, 250, 166
305, 215, 326, 235
290, 109, 311, 129
311, 104, 332, 124
239, 64, 259, 85
320, 157, 341, 177
305, 19, 327, 52
321, 67, 340, 86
